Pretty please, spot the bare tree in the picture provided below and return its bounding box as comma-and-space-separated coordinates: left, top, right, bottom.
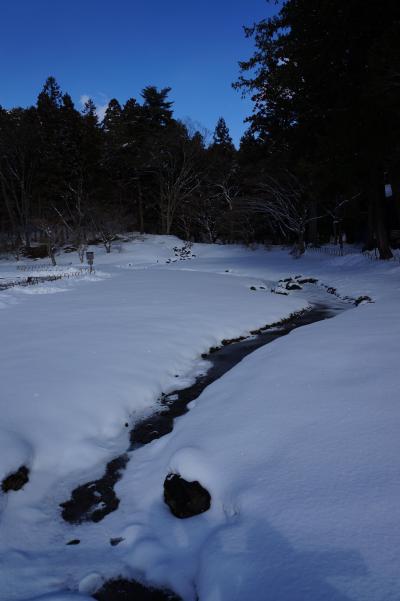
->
156, 140, 201, 235
89, 209, 122, 253
34, 219, 63, 265
53, 179, 88, 262
213, 176, 239, 242
249, 171, 323, 256
194, 195, 220, 243
326, 193, 361, 249
0, 109, 39, 248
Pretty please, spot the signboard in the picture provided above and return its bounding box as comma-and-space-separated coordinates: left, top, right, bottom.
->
385, 184, 393, 198
86, 251, 94, 273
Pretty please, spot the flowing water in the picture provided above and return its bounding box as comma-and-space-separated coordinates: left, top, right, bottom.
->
61, 289, 351, 525
59, 285, 353, 600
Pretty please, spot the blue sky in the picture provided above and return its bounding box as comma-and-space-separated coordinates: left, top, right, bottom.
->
0, 0, 278, 145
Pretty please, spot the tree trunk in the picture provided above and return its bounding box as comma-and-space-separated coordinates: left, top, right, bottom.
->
371, 170, 393, 260
290, 229, 305, 257
298, 229, 305, 255
364, 192, 376, 251
308, 201, 318, 245
137, 181, 144, 234
49, 246, 57, 266
333, 219, 338, 245
165, 215, 172, 235
389, 166, 400, 227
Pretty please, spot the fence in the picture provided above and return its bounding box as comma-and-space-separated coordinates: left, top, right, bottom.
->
0, 268, 95, 292
16, 264, 91, 273
306, 245, 400, 264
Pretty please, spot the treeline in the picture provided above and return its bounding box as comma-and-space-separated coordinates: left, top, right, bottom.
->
1, 0, 400, 260
234, 0, 400, 258
0, 77, 245, 260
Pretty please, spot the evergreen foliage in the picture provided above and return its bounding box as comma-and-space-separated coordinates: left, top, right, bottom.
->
1, 4, 399, 258
234, 0, 400, 257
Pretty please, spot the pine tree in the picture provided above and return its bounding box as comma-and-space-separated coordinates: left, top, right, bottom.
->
0, 107, 41, 246
141, 86, 173, 127
235, 0, 400, 257
36, 77, 68, 213
103, 99, 123, 135
212, 117, 234, 150
37, 76, 63, 111
204, 118, 237, 241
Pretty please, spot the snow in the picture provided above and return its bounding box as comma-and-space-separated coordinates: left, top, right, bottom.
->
0, 236, 400, 600
32, 593, 93, 601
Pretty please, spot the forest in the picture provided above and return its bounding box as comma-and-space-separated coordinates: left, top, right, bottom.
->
1, 0, 399, 260
2, 3, 400, 600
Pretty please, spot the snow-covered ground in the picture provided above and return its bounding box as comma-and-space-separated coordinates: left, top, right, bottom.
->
0, 236, 399, 601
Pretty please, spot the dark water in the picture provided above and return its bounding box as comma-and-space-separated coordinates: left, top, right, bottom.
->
61, 299, 349, 525
58, 289, 352, 600
130, 303, 343, 447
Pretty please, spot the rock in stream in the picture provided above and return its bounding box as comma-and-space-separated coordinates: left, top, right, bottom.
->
164, 473, 211, 519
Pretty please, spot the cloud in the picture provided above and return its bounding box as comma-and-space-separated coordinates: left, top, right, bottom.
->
79, 92, 109, 123
79, 94, 90, 107
96, 102, 108, 123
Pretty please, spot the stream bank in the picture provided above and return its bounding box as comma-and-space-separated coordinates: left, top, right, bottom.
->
61, 289, 351, 528
59, 285, 353, 600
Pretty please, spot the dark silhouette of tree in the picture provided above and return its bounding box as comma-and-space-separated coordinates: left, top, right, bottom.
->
234, 0, 400, 258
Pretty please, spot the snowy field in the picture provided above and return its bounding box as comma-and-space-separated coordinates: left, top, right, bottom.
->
0, 235, 399, 601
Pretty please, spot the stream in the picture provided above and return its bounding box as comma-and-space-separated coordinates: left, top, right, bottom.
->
58, 282, 354, 600
61, 286, 351, 525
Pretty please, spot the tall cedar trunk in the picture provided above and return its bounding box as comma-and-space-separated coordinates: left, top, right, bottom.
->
365, 193, 376, 251
160, 209, 167, 235
162, 194, 174, 235
371, 169, 393, 260
165, 211, 172, 235
24, 228, 31, 248
389, 166, 400, 227
1, 184, 19, 241
137, 181, 144, 234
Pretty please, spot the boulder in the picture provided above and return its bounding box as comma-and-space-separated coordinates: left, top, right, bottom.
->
164, 473, 211, 518
286, 282, 302, 290
110, 537, 124, 547
355, 295, 372, 306
297, 277, 318, 284
1, 465, 29, 492
93, 578, 181, 601
271, 287, 288, 296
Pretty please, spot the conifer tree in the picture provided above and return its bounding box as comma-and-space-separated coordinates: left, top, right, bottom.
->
212, 117, 234, 151
0, 107, 41, 246
235, 0, 400, 257
141, 86, 173, 127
